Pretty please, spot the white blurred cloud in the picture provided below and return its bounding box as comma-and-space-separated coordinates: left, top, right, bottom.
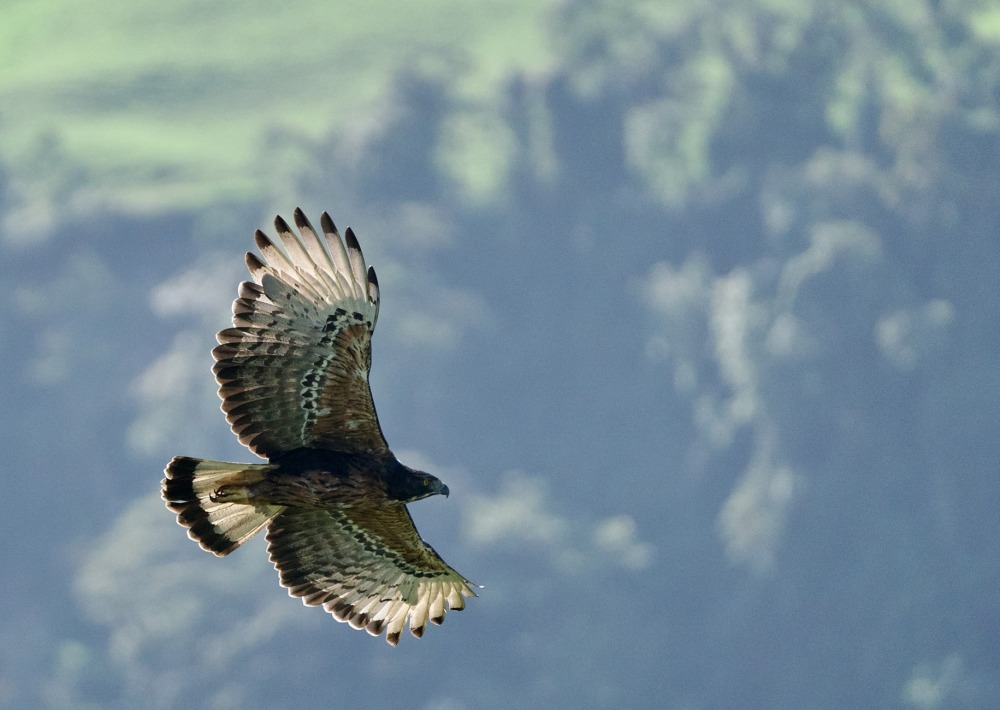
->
128, 256, 258, 458
462, 470, 654, 574
24, 327, 74, 385
592, 515, 655, 572
69, 494, 304, 709
149, 254, 240, 320
641, 254, 713, 397
716, 432, 799, 572
639, 225, 885, 573
775, 221, 882, 310
709, 268, 764, 439
876, 299, 954, 370
394, 288, 490, 351
388, 202, 457, 249
1, 185, 58, 246
379, 263, 493, 352
643, 256, 713, 319
464, 470, 569, 546
902, 654, 982, 709
127, 331, 218, 457
13, 250, 116, 386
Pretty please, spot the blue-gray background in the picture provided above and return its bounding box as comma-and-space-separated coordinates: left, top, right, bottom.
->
1, 1, 997, 708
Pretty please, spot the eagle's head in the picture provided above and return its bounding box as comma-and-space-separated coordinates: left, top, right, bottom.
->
388, 462, 450, 503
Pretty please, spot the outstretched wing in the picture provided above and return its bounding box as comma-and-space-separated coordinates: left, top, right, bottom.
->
266, 504, 477, 645
213, 208, 387, 457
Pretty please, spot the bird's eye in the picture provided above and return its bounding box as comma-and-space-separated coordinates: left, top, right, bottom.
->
422, 478, 430, 486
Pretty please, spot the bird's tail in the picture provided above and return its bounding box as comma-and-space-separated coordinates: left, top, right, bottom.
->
162, 456, 284, 556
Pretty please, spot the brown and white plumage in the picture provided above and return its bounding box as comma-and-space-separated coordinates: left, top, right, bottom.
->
162, 209, 476, 644
214, 211, 385, 457
267, 504, 474, 644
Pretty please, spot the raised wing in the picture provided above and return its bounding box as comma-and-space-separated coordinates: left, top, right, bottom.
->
266, 505, 477, 645
213, 209, 387, 457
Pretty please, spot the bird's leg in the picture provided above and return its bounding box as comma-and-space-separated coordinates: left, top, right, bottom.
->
209, 484, 251, 504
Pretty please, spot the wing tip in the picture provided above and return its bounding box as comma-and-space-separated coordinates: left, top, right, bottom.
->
245, 251, 265, 273
320, 211, 338, 236
253, 230, 273, 254
367, 266, 379, 306
366, 618, 386, 637
344, 226, 361, 253
293, 207, 315, 234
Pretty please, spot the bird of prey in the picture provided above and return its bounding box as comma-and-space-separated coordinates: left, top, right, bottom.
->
162, 208, 476, 645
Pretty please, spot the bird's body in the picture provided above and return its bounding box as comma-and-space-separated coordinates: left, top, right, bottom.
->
162, 209, 475, 645
201, 448, 446, 509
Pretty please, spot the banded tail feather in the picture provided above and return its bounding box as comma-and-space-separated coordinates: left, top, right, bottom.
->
162, 456, 284, 556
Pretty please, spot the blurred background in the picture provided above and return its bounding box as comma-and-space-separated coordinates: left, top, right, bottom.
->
1, 0, 998, 707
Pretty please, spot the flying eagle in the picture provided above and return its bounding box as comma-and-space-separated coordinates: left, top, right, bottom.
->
162, 209, 476, 645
